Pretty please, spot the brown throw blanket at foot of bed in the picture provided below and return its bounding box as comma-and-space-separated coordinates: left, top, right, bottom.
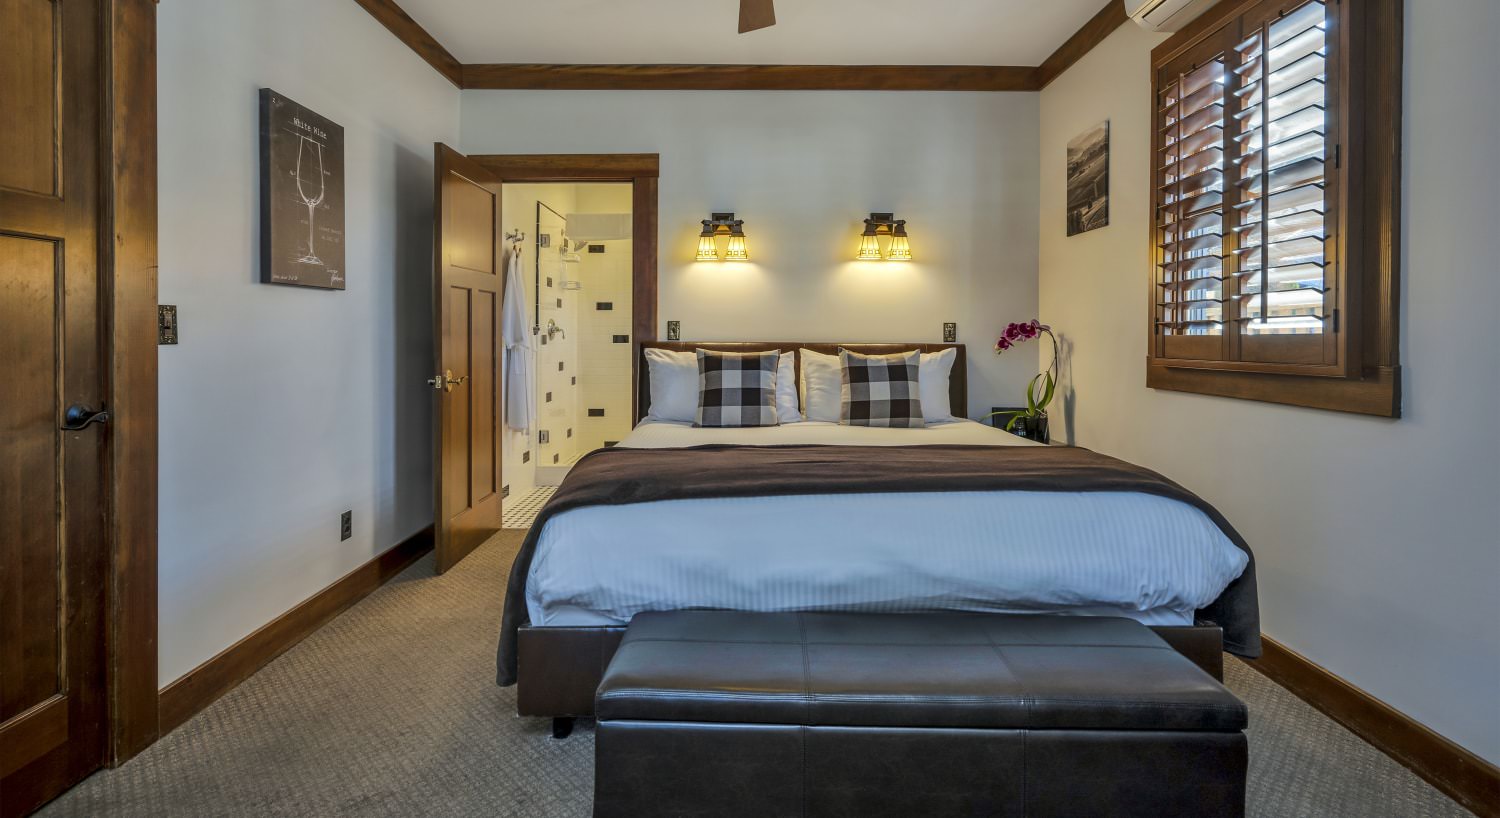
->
495, 444, 1260, 686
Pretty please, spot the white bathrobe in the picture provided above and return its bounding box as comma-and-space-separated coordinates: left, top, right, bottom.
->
502, 249, 534, 433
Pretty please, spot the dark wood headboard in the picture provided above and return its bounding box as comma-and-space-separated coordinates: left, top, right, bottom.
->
637, 342, 967, 422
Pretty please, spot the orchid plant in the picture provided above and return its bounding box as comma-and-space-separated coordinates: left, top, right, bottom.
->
983, 319, 1058, 433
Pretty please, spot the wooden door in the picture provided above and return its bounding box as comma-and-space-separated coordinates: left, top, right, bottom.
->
432, 145, 504, 573
1, 0, 112, 811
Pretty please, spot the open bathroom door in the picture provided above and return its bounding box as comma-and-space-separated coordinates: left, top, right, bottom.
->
431, 144, 504, 573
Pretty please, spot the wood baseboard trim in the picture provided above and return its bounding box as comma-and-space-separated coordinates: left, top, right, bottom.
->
157, 526, 434, 736
1250, 636, 1500, 818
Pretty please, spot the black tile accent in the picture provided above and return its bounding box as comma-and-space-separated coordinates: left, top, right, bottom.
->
558, 361, 565, 371
566, 428, 573, 438
596, 302, 613, 311
545, 392, 553, 403
522, 451, 531, 463
546, 276, 553, 287
571, 376, 577, 385
588, 408, 605, 417
612, 334, 629, 344
667, 320, 680, 340
604, 440, 619, 447
588, 244, 605, 254
540, 335, 547, 346
502, 484, 510, 498
555, 298, 562, 308
553, 454, 560, 464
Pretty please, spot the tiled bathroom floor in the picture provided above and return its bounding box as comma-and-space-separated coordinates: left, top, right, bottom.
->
502, 487, 555, 529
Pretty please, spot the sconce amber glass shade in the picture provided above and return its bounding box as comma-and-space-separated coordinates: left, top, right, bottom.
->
696, 234, 720, 262
886, 234, 912, 261
856, 233, 883, 261
724, 234, 750, 262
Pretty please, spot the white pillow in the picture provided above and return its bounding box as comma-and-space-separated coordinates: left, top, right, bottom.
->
919, 348, 959, 423
798, 349, 843, 422
775, 351, 802, 424
644, 348, 698, 423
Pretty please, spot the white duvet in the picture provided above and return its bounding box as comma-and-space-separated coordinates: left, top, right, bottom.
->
525, 420, 1249, 629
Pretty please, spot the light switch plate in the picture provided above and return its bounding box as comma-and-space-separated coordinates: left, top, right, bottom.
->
158, 305, 178, 345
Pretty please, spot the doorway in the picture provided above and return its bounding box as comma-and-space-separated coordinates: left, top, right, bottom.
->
430, 149, 658, 553
502, 183, 635, 501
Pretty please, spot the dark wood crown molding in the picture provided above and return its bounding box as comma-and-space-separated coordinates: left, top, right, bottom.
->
349, 0, 462, 87
1036, 0, 1129, 88
462, 63, 1038, 92
353, 0, 1128, 92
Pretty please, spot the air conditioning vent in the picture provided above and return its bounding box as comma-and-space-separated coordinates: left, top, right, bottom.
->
1125, 0, 1220, 32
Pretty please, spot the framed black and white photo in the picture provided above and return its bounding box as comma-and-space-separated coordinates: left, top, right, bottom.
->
260, 89, 345, 289
1066, 120, 1109, 237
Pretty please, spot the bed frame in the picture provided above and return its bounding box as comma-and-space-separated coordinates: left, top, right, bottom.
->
517, 341, 1227, 736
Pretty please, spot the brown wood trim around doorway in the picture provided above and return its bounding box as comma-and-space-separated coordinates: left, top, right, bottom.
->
105, 0, 162, 766
466, 154, 661, 423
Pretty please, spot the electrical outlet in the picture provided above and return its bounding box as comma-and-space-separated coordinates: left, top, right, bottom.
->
667, 320, 681, 341
340, 510, 352, 541
943, 322, 957, 343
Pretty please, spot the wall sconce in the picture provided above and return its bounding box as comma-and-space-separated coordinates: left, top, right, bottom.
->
696, 212, 749, 262
856, 213, 913, 262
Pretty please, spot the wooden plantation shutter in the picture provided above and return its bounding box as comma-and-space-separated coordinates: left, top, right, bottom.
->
1147, 0, 1401, 416
1230, 0, 1336, 366
1155, 41, 1231, 363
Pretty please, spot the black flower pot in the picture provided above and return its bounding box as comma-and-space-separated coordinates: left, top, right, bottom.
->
1017, 414, 1050, 444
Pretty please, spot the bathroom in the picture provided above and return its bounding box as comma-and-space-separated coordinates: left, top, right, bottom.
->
500, 183, 634, 523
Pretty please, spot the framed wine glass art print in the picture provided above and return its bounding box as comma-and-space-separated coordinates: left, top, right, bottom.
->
259, 88, 346, 289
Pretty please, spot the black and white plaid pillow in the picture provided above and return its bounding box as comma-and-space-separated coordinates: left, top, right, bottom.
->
695, 349, 780, 427
839, 348, 924, 428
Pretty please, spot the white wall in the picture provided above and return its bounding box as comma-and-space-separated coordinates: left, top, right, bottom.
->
1039, 3, 1500, 764
156, 0, 460, 684
461, 91, 1042, 417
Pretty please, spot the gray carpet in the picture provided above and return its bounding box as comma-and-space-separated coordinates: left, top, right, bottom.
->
43, 531, 1473, 817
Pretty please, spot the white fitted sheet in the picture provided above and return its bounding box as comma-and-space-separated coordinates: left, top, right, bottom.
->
525, 420, 1248, 629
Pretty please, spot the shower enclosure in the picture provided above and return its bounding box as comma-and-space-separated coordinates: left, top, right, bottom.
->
501, 183, 634, 499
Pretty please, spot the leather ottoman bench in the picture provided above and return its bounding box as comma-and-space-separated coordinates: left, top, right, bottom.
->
593, 611, 1247, 818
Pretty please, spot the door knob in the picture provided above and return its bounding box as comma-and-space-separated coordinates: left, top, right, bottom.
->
61, 404, 111, 431
428, 369, 469, 393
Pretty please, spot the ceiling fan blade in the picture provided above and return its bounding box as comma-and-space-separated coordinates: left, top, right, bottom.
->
739, 0, 776, 33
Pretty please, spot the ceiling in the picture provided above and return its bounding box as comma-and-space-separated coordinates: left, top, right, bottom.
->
395, 0, 1108, 66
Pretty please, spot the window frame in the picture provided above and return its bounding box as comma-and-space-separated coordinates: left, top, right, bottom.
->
1146, 0, 1402, 417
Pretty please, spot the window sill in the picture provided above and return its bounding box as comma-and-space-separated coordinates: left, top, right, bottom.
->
1146, 363, 1400, 418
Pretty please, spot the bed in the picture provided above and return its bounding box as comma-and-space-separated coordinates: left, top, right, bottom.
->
498, 342, 1259, 723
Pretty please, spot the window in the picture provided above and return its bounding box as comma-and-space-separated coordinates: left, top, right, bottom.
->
1148, 0, 1401, 416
